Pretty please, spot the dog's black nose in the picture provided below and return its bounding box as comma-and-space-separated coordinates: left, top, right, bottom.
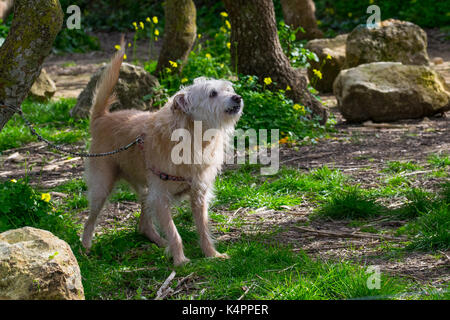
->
231, 95, 242, 103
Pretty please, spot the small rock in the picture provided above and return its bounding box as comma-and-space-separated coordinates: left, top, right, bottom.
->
432, 57, 444, 65
345, 19, 430, 68
70, 63, 160, 118
28, 69, 57, 101
0, 227, 84, 300
333, 62, 450, 122
6, 152, 24, 163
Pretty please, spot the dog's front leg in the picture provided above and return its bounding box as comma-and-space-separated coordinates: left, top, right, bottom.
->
148, 193, 189, 266
191, 187, 229, 260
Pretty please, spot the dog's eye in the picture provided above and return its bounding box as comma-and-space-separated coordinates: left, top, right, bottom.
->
210, 90, 217, 98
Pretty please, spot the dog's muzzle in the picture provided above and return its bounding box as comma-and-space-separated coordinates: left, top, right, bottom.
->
225, 95, 242, 115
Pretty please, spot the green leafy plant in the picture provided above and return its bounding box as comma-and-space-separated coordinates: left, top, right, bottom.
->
278, 21, 318, 68
234, 75, 329, 144
0, 18, 10, 39
0, 179, 52, 232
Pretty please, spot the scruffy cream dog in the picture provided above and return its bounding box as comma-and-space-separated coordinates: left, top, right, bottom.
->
81, 49, 243, 265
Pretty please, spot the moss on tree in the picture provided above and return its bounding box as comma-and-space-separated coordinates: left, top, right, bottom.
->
0, 0, 63, 131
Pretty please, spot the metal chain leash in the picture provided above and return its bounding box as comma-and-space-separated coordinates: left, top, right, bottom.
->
1, 103, 143, 158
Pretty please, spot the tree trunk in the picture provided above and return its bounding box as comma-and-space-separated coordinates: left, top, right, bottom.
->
0, 0, 63, 131
280, 0, 323, 40
223, 0, 327, 124
155, 0, 196, 75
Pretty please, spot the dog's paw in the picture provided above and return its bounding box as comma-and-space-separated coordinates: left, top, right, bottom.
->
213, 252, 230, 260
174, 257, 191, 266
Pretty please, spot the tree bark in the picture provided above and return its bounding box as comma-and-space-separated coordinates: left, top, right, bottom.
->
280, 0, 323, 40
155, 0, 196, 75
223, 0, 327, 124
0, 0, 63, 131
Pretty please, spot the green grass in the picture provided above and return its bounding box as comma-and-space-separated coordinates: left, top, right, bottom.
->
313, 185, 386, 220
382, 161, 422, 174
0, 98, 89, 151
2, 165, 448, 300
214, 165, 346, 210
396, 183, 450, 251
76, 224, 410, 300
428, 153, 450, 168
395, 188, 438, 219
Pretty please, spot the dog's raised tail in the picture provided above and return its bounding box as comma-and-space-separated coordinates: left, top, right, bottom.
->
90, 37, 125, 121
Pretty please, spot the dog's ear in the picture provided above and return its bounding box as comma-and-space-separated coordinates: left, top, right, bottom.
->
172, 93, 189, 113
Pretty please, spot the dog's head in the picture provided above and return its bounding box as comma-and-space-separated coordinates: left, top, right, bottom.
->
170, 77, 243, 128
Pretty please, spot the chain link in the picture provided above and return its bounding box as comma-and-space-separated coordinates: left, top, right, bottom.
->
1, 103, 143, 158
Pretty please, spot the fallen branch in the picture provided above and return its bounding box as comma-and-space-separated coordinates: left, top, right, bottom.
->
154, 270, 176, 300
293, 226, 405, 241
238, 284, 255, 300
399, 170, 433, 177
118, 267, 158, 273
263, 263, 298, 273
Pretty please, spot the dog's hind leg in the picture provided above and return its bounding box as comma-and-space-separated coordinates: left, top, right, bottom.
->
148, 192, 189, 266
81, 163, 117, 251
138, 193, 168, 248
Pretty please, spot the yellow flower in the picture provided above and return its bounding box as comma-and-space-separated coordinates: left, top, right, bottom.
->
41, 193, 51, 202
152, 16, 158, 24
226, 42, 231, 49
114, 44, 121, 51
123, 54, 127, 60
154, 29, 160, 36
293, 104, 305, 113
198, 33, 202, 39
225, 20, 231, 29
220, 12, 228, 17
139, 21, 145, 30
286, 85, 291, 91
313, 69, 322, 79
279, 137, 289, 144
128, 42, 132, 47
169, 60, 178, 68
326, 54, 332, 60
264, 77, 272, 85
132, 22, 138, 30
325, 7, 335, 15
220, 63, 224, 68
248, 76, 253, 82
181, 78, 188, 83
205, 53, 212, 59
146, 17, 151, 23
220, 26, 227, 33
10, 179, 17, 183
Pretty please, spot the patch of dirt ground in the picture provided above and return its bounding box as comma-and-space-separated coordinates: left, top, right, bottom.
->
1, 29, 449, 292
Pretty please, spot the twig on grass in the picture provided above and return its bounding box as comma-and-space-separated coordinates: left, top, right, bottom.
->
154, 270, 176, 300
238, 284, 255, 300
263, 263, 298, 273
293, 226, 405, 241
